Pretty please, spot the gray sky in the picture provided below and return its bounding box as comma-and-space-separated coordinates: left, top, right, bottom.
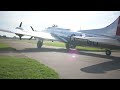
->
0, 11, 120, 37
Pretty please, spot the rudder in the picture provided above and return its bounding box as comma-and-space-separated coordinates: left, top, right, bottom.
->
116, 16, 120, 36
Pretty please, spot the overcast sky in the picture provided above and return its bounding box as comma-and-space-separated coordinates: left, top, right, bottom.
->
0, 11, 120, 37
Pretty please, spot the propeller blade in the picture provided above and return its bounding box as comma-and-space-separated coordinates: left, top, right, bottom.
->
19, 22, 22, 27
19, 36, 22, 40
29, 36, 33, 40
30, 26, 35, 31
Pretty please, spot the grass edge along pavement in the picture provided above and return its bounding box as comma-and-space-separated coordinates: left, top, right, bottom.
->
0, 55, 59, 79
0, 42, 59, 79
11, 39, 106, 52
0, 43, 16, 51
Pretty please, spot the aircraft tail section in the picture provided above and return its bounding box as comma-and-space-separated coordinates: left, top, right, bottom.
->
116, 16, 120, 36
79, 16, 120, 37
102, 16, 120, 37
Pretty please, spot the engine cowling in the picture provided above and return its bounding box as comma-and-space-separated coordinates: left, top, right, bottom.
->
15, 33, 24, 40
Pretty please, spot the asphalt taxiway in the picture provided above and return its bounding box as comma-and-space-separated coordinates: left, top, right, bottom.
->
0, 39, 120, 79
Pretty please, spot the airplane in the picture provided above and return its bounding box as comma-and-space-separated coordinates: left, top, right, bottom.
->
0, 16, 120, 56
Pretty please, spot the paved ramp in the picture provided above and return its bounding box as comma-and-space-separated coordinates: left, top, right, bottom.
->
1, 39, 120, 79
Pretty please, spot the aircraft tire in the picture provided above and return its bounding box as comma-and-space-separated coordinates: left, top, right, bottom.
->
66, 43, 70, 50
37, 40, 43, 48
105, 50, 111, 56
66, 43, 76, 50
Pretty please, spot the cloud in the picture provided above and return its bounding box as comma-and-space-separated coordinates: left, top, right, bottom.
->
0, 11, 120, 37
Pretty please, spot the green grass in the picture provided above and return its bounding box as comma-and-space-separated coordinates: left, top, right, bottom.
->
76, 46, 105, 52
44, 41, 105, 51
25, 40, 65, 47
0, 43, 16, 51
44, 41, 65, 47
32, 41, 105, 52
0, 56, 59, 79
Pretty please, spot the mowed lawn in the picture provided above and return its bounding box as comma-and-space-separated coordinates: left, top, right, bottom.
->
45, 41, 105, 51
0, 56, 59, 79
0, 42, 59, 79
43, 41, 105, 52
0, 43, 16, 51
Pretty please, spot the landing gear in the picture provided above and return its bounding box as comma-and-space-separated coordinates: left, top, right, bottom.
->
66, 43, 76, 50
37, 40, 43, 48
66, 34, 76, 50
105, 49, 111, 56
70, 34, 75, 42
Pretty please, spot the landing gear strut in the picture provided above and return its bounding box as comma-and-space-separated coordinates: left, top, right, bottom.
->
37, 40, 43, 48
66, 34, 76, 50
66, 42, 76, 50
105, 49, 111, 56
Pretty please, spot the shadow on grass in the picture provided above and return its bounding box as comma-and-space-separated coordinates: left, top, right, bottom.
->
0, 47, 16, 52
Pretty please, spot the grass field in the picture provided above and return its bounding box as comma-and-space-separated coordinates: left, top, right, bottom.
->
44, 41, 65, 47
0, 56, 59, 79
24, 40, 105, 51
0, 43, 16, 51
0, 39, 105, 52
76, 46, 105, 52
0, 42, 59, 79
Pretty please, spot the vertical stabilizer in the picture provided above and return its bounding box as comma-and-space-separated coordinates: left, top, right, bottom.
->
116, 16, 120, 36
102, 16, 120, 37
78, 16, 120, 37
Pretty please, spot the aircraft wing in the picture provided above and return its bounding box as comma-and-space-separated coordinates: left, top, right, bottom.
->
0, 28, 56, 40
0, 28, 14, 33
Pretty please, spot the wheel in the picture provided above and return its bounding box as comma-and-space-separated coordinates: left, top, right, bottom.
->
66, 43, 70, 50
37, 40, 43, 48
66, 43, 76, 50
71, 44, 76, 49
105, 50, 111, 56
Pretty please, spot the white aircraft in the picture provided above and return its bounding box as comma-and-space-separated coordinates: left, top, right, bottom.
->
0, 16, 120, 56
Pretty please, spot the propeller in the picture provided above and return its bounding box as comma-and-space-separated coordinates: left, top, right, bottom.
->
30, 26, 35, 31
29, 36, 34, 40
19, 22, 22, 27
28, 26, 35, 40
15, 22, 24, 40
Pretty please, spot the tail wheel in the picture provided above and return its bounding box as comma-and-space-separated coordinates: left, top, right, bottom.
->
37, 40, 43, 48
105, 50, 111, 56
